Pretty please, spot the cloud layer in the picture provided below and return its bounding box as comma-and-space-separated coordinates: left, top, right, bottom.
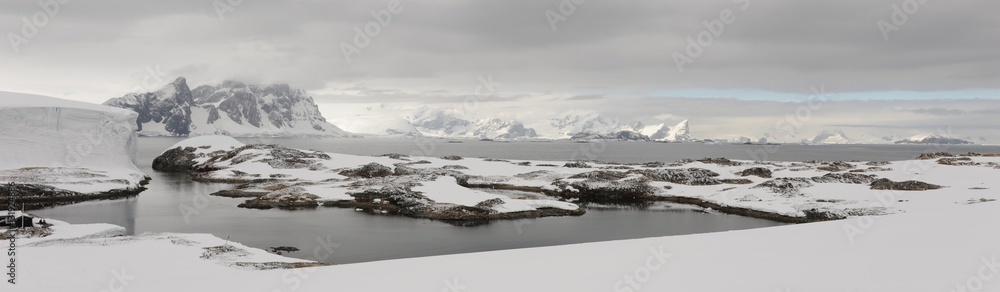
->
2, 0, 998, 141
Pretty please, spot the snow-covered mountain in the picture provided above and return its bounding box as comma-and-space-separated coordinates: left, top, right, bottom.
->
532, 112, 693, 141
570, 130, 651, 141
471, 118, 538, 140
668, 120, 691, 141
407, 108, 537, 140
895, 134, 973, 145
537, 112, 625, 139
639, 119, 692, 142
103, 77, 195, 136
104, 78, 351, 137
335, 113, 423, 137
811, 130, 851, 144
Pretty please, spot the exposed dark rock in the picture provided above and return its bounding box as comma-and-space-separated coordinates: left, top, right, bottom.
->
0, 180, 149, 210
440, 155, 463, 161
474, 198, 505, 210
379, 153, 409, 160
210, 189, 269, 198
869, 178, 942, 191
811, 173, 877, 184
339, 163, 394, 178
739, 167, 772, 178
563, 161, 592, 168
568, 170, 630, 180
697, 157, 743, 166
720, 178, 753, 184
628, 168, 721, 185
816, 161, 854, 172
642, 161, 666, 168
152, 147, 199, 171
937, 157, 978, 166
753, 178, 814, 195
916, 152, 954, 160
231, 262, 331, 270
267, 246, 300, 255
546, 177, 656, 205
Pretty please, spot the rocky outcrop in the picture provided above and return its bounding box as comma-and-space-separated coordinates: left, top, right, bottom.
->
869, 178, 943, 191
152, 147, 200, 171
739, 167, 773, 178
339, 163, 394, 178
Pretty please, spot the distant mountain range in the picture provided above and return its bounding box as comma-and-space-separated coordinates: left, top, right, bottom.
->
894, 134, 973, 145
406, 107, 538, 140
102, 77, 980, 144
104, 77, 351, 137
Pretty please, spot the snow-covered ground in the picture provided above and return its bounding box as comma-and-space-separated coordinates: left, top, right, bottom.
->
9, 196, 1000, 291
0, 92, 147, 194
165, 136, 1000, 222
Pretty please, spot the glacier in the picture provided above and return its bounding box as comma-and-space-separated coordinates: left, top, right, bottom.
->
0, 91, 147, 196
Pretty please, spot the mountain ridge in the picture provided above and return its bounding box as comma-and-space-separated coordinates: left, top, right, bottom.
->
104, 77, 351, 137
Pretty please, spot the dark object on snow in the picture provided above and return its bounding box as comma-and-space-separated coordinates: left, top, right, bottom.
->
1, 215, 33, 228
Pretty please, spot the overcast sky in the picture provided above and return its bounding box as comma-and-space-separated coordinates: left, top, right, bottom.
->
2, 0, 998, 142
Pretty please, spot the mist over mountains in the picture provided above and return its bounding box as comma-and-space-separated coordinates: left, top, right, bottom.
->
100, 77, 985, 145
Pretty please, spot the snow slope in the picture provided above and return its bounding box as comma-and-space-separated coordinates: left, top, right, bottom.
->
0, 92, 146, 193
811, 130, 851, 144
13, 197, 1000, 291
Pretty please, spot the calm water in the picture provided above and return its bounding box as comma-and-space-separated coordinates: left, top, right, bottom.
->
32, 138, 1000, 264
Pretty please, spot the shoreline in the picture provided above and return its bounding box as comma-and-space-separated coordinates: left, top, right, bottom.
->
0, 178, 150, 211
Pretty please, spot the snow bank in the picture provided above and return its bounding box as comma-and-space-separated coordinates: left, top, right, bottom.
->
14, 198, 1000, 291
163, 135, 245, 154
0, 92, 146, 193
